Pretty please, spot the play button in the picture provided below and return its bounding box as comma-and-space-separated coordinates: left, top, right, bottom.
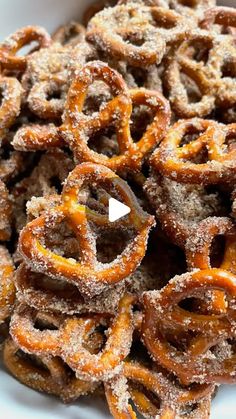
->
108, 198, 131, 222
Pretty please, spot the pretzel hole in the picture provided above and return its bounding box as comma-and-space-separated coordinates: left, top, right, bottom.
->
187, 41, 211, 64
177, 0, 198, 8
221, 60, 236, 79
15, 349, 51, 372
209, 234, 226, 268
96, 229, 132, 263
44, 222, 82, 260
87, 127, 120, 157
127, 66, 150, 87
17, 41, 40, 57
60, 26, 82, 45
34, 318, 58, 331
31, 271, 84, 301
131, 104, 154, 143
50, 176, 63, 193
180, 73, 202, 104
122, 32, 146, 47
83, 81, 113, 116
129, 382, 161, 410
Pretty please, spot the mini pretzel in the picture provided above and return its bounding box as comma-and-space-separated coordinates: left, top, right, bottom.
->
52, 22, 85, 46
61, 61, 170, 173
200, 6, 236, 33
0, 26, 52, 71
10, 294, 135, 380
164, 34, 216, 118
27, 79, 67, 120
165, 31, 236, 116
12, 149, 73, 232
86, 5, 189, 67
19, 162, 154, 297
0, 77, 22, 143
144, 172, 225, 248
186, 216, 236, 274
151, 119, 236, 185
105, 361, 214, 419
0, 246, 15, 323
3, 337, 98, 403
142, 268, 236, 385
15, 263, 126, 315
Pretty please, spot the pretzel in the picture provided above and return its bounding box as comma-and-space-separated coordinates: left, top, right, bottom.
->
151, 119, 236, 185
12, 149, 73, 232
61, 61, 170, 173
27, 79, 67, 120
105, 361, 214, 419
86, 5, 189, 67
200, 6, 236, 35
0, 246, 15, 323
164, 34, 216, 118
19, 163, 154, 297
15, 263, 127, 315
0, 77, 22, 143
10, 294, 135, 380
52, 22, 85, 46
0, 26, 51, 71
144, 172, 225, 248
142, 268, 236, 385
165, 31, 236, 116
3, 337, 98, 403
186, 217, 236, 274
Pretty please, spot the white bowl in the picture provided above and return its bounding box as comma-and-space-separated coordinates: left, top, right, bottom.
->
0, 0, 235, 418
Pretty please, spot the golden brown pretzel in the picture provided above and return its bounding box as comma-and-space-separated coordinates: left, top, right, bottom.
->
0, 26, 52, 71
165, 30, 236, 116
186, 216, 236, 274
52, 21, 85, 46
144, 172, 226, 248
61, 61, 170, 173
0, 77, 22, 143
12, 149, 73, 232
15, 263, 126, 315
105, 361, 214, 419
3, 337, 98, 403
151, 119, 236, 185
87, 5, 189, 67
27, 79, 67, 120
200, 6, 236, 33
10, 294, 135, 381
18, 162, 154, 297
0, 246, 15, 323
142, 268, 236, 385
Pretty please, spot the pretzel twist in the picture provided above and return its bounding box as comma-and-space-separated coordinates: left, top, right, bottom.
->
10, 294, 135, 381
87, 5, 190, 67
0, 26, 52, 71
3, 337, 98, 403
142, 268, 236, 385
186, 216, 236, 274
151, 119, 236, 185
105, 361, 214, 419
18, 162, 154, 297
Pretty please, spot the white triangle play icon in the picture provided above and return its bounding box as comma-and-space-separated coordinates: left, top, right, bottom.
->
108, 198, 131, 222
